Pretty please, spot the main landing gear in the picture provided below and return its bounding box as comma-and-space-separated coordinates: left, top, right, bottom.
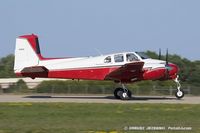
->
174, 75, 184, 99
114, 84, 132, 100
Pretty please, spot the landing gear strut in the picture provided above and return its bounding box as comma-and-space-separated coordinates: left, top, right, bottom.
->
114, 84, 132, 100
174, 75, 184, 99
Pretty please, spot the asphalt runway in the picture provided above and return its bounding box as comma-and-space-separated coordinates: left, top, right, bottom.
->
0, 94, 200, 104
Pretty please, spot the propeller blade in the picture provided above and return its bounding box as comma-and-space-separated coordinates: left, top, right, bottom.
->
158, 48, 161, 60
165, 48, 169, 79
166, 48, 168, 65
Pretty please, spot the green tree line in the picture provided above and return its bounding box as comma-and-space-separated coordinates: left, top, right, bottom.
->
0, 54, 16, 78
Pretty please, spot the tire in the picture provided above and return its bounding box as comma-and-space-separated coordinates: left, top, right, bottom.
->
114, 88, 123, 99
114, 88, 132, 100
175, 90, 184, 99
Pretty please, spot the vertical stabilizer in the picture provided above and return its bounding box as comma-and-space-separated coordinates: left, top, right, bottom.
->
14, 34, 40, 73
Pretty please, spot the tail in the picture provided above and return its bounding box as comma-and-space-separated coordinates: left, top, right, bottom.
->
14, 34, 42, 74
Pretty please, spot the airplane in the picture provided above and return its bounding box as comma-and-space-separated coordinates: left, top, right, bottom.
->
14, 34, 184, 100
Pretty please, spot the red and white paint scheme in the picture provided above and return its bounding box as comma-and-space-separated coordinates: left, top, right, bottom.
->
14, 34, 184, 100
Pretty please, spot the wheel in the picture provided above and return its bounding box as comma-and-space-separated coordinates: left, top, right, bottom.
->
175, 90, 184, 99
114, 87, 132, 100
114, 88, 122, 99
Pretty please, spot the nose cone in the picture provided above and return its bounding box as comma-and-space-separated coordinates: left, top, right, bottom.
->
167, 63, 179, 79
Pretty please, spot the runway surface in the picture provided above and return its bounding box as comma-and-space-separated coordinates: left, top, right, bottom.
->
0, 94, 199, 104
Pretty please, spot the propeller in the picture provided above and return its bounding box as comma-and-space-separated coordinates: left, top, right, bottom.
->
158, 48, 161, 60
158, 48, 169, 64
165, 48, 170, 79
166, 48, 169, 66
161, 49, 195, 82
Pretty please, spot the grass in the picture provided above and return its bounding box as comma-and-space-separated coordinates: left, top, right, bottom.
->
0, 103, 199, 133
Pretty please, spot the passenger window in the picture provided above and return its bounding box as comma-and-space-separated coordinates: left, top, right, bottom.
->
126, 53, 139, 62
114, 54, 124, 62
104, 56, 111, 63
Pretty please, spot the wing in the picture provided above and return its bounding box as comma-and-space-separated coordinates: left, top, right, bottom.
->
105, 61, 144, 82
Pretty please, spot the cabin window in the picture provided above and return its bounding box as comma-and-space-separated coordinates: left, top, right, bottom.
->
114, 54, 124, 62
126, 53, 139, 62
135, 52, 150, 59
104, 56, 111, 63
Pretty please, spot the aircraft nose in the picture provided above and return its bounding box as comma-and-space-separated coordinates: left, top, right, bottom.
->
166, 63, 179, 79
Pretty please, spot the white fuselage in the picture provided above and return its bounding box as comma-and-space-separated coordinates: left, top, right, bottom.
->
38, 52, 166, 71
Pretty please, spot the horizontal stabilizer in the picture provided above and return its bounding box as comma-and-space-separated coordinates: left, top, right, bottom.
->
21, 66, 48, 73
19, 66, 49, 79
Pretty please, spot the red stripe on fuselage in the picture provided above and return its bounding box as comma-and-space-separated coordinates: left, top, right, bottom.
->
16, 66, 120, 80
48, 66, 120, 80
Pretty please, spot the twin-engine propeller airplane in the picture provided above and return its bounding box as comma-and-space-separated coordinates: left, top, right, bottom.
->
14, 34, 184, 100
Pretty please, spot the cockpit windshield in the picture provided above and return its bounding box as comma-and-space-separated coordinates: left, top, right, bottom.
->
135, 52, 150, 59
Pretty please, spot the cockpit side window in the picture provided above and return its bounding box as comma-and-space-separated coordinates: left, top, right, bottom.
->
104, 56, 111, 63
126, 53, 139, 62
114, 54, 124, 62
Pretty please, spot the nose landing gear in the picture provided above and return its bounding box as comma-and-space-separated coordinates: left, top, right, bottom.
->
174, 75, 184, 99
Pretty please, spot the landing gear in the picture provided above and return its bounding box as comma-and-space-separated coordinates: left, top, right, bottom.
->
114, 84, 132, 100
175, 90, 184, 99
174, 75, 184, 99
